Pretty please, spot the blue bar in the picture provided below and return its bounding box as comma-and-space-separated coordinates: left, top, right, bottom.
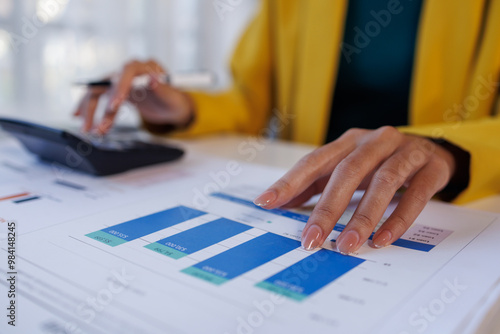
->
333, 224, 346, 233
257, 249, 365, 300
332, 224, 435, 252
210, 192, 309, 222
149, 218, 252, 257
185, 232, 300, 282
391, 239, 434, 252
98, 206, 206, 242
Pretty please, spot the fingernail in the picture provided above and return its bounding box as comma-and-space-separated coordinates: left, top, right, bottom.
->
372, 230, 392, 249
96, 121, 111, 135
253, 190, 277, 207
336, 230, 360, 255
301, 225, 323, 251
82, 123, 91, 133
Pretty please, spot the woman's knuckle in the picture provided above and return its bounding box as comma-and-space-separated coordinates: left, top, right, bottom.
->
352, 212, 375, 229
334, 159, 361, 179
341, 127, 364, 140
377, 126, 401, 140
374, 168, 403, 189
146, 59, 162, 71
125, 60, 139, 70
409, 186, 430, 206
299, 151, 324, 170
313, 205, 336, 220
300, 152, 318, 165
433, 156, 449, 169
390, 213, 411, 232
274, 178, 294, 193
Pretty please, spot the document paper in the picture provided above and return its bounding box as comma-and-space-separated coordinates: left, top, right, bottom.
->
0, 139, 499, 334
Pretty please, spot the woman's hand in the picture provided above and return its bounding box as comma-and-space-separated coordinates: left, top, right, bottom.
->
74, 60, 194, 134
254, 126, 458, 255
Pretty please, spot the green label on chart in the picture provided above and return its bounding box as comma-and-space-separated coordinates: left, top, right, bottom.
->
181, 267, 229, 285
85, 231, 127, 247
255, 281, 307, 302
144, 243, 188, 259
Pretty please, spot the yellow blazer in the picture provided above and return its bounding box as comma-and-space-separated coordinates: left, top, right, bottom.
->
177, 0, 500, 204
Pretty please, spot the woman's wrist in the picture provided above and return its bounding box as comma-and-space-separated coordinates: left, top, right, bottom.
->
431, 138, 470, 201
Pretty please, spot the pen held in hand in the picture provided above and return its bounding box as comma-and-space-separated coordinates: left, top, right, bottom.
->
76, 72, 215, 89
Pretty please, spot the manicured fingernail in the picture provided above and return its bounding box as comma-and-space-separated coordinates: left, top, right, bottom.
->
82, 122, 92, 133
301, 225, 323, 251
373, 230, 392, 249
96, 120, 111, 134
336, 230, 360, 255
253, 190, 277, 207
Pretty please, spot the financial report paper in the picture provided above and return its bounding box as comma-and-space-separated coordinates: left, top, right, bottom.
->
0, 139, 500, 334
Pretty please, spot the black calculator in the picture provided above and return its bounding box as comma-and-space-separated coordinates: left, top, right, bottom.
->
0, 118, 184, 176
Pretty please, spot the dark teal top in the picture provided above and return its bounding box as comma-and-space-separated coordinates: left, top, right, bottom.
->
326, 0, 423, 142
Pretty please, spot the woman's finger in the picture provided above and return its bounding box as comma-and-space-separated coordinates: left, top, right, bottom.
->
301, 127, 403, 251
371, 157, 452, 248
253, 128, 365, 209
336, 138, 434, 254
74, 87, 108, 131
97, 60, 166, 134
281, 175, 330, 208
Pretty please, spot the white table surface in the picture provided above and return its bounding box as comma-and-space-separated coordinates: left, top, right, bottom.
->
1, 129, 499, 333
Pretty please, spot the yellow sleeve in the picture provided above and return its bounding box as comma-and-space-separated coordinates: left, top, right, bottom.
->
172, 2, 272, 138
401, 115, 500, 204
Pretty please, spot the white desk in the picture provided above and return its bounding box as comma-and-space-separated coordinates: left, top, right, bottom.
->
1, 132, 499, 333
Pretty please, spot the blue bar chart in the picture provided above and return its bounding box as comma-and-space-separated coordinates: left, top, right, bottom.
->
82, 201, 390, 303
182, 232, 300, 285
256, 249, 365, 301
86, 206, 206, 246
211, 192, 440, 252
145, 218, 252, 259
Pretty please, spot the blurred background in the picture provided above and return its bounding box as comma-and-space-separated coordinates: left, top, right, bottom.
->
0, 0, 258, 125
